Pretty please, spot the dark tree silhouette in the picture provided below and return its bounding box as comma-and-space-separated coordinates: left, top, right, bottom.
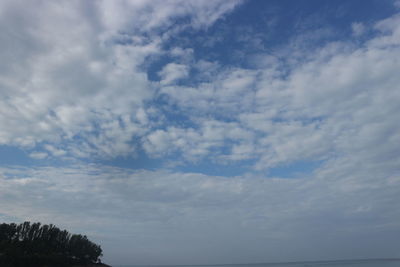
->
0, 221, 103, 267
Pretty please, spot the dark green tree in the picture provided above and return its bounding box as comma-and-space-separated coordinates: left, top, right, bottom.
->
0, 221, 103, 267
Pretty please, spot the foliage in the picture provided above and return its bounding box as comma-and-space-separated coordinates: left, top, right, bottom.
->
0, 221, 102, 266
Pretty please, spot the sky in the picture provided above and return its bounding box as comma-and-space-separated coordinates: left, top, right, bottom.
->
0, 0, 400, 265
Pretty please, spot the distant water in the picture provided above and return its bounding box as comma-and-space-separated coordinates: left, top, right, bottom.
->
117, 259, 400, 267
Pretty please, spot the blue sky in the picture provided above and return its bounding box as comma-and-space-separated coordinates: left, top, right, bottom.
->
1, 0, 400, 265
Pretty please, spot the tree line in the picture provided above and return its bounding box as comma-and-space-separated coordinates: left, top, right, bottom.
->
0, 221, 103, 266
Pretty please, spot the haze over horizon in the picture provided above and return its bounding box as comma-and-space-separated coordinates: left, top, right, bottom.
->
1, 0, 400, 265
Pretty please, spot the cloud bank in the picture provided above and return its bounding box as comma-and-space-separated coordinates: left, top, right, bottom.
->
1, 163, 399, 264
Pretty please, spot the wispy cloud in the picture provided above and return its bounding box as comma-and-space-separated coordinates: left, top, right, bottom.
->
0, 163, 398, 264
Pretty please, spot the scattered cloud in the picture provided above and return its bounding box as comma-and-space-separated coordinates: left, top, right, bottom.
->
395, 0, 400, 9
0, 0, 242, 159
29, 152, 48, 160
150, 14, 400, 172
159, 63, 189, 85
1, 1, 400, 265
3, 1, 398, 171
351, 22, 366, 36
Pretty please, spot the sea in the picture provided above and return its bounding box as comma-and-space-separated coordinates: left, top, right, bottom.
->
117, 259, 400, 267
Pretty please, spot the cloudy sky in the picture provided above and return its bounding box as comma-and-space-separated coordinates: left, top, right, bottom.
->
1, 0, 400, 265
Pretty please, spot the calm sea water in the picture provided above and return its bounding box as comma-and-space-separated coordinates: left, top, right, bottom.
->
117, 259, 400, 267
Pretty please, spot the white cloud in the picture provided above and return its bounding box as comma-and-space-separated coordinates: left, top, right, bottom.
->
9, 0, 397, 172
29, 152, 48, 160
143, 120, 254, 163
158, 63, 189, 85
151, 11, 400, 171
395, 0, 400, 9
2, 2, 399, 264
351, 22, 365, 36
0, 164, 398, 264
0, 0, 242, 159
160, 68, 258, 115
0, 0, 154, 155
98, 0, 242, 33
44, 144, 67, 157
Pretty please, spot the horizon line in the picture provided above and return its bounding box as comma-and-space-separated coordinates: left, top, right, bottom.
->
116, 257, 400, 267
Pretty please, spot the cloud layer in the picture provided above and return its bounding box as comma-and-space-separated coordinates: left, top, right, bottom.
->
1, 0, 399, 174
1, 0, 400, 265
0, 0, 241, 159
1, 163, 399, 264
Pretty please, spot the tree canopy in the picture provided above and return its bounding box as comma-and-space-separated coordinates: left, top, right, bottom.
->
0, 221, 103, 267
